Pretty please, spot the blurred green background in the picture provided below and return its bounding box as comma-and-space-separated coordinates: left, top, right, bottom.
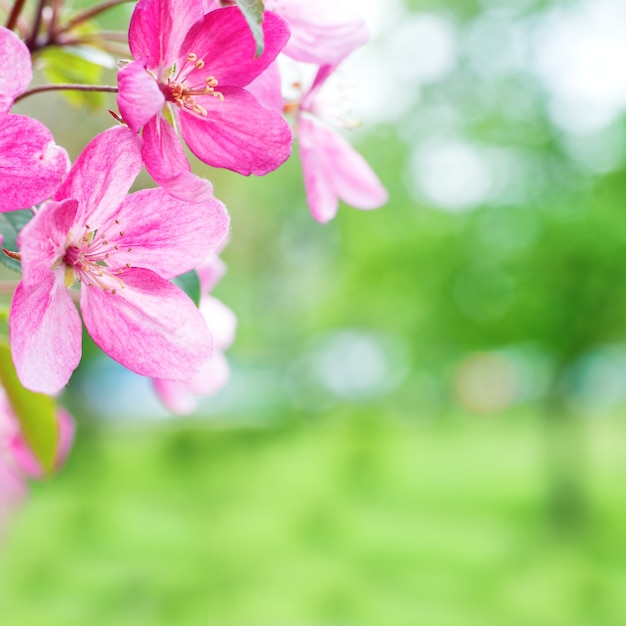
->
3, 0, 626, 623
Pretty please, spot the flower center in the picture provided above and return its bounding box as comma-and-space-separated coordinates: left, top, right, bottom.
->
61, 220, 133, 295
162, 53, 224, 117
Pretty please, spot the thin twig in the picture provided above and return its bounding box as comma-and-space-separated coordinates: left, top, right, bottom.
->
5, 0, 27, 31
1, 0, 29, 36
47, 0, 64, 44
14, 83, 119, 103
60, 29, 130, 44
27, 0, 49, 50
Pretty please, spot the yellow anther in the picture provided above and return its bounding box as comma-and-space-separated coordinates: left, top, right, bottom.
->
64, 266, 76, 288
194, 59, 205, 70
187, 53, 197, 63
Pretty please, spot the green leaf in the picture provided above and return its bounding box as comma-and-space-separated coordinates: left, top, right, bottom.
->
0, 210, 32, 273
172, 270, 201, 307
39, 46, 110, 109
235, 0, 265, 56
0, 340, 58, 474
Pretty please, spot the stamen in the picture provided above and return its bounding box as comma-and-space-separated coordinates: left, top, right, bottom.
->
163, 56, 225, 114
61, 223, 130, 295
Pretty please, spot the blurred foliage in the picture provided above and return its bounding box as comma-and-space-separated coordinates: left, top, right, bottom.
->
234, 0, 267, 56
0, 342, 58, 473
39, 46, 110, 109
1, 411, 626, 625
0, 211, 32, 273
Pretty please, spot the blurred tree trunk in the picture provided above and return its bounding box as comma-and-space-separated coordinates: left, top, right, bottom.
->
542, 392, 588, 532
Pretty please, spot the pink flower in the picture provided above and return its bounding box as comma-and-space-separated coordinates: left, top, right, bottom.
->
203, 0, 368, 65
296, 65, 388, 223
117, 0, 293, 201
4, 403, 74, 480
0, 388, 73, 533
0, 27, 69, 212
154, 296, 236, 414
153, 252, 236, 414
10, 125, 230, 395
263, 0, 368, 65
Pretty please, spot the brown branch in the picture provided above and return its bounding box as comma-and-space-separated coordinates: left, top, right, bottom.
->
5, 0, 27, 31
14, 83, 119, 103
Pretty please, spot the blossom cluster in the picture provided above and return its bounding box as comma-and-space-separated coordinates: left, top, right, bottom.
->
0, 0, 387, 523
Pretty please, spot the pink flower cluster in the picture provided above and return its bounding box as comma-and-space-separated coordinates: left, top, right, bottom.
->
0, 0, 388, 487
117, 0, 387, 221
0, 389, 73, 533
0, 27, 68, 211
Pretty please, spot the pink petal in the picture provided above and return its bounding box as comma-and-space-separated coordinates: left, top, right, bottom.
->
142, 115, 215, 202
17, 198, 78, 287
298, 117, 340, 223
54, 126, 143, 227
188, 350, 230, 396
153, 349, 230, 415
180, 8, 290, 87
129, 0, 204, 73
152, 295, 235, 414
117, 60, 165, 133
153, 378, 197, 415
0, 115, 69, 212
54, 409, 75, 468
247, 60, 284, 111
320, 125, 388, 210
81, 268, 212, 381
105, 187, 229, 278
299, 116, 387, 222
9, 408, 74, 477
200, 296, 236, 350
265, 0, 368, 65
196, 254, 226, 293
301, 64, 335, 110
180, 87, 292, 175
10, 276, 83, 395
0, 461, 26, 532
0, 27, 32, 115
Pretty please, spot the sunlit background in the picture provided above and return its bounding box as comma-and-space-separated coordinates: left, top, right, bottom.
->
2, 0, 626, 623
